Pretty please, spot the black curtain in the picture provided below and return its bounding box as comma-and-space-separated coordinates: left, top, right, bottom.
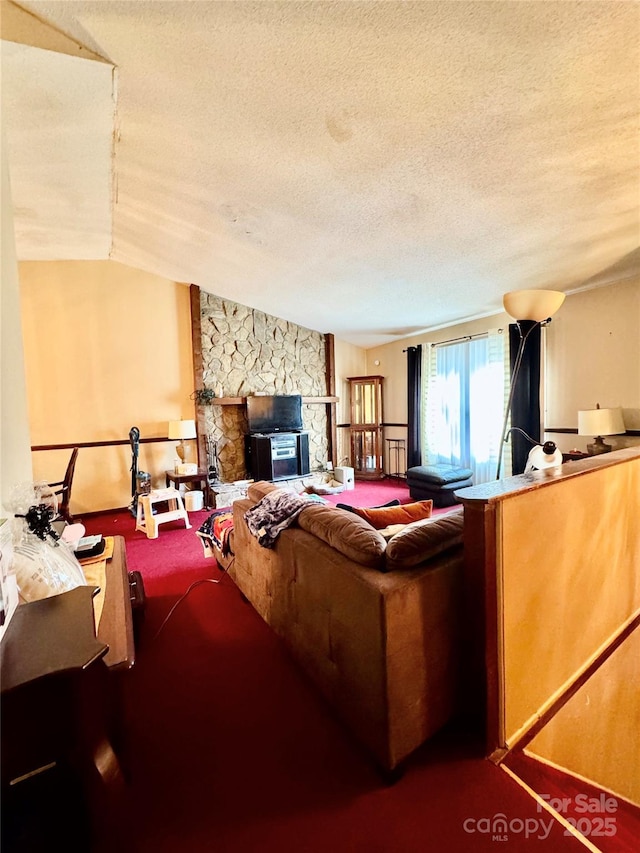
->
509, 322, 542, 475
407, 345, 422, 469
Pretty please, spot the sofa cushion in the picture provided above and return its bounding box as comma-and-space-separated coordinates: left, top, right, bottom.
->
351, 500, 433, 529
298, 504, 387, 569
385, 507, 464, 571
247, 480, 279, 503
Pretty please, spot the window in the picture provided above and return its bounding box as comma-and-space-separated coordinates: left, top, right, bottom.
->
422, 330, 508, 484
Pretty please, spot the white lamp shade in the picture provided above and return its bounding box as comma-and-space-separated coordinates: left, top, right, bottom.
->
503, 289, 566, 322
578, 407, 625, 437
168, 419, 197, 440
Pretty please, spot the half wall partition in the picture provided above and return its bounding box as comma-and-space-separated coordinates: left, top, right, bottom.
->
457, 447, 640, 837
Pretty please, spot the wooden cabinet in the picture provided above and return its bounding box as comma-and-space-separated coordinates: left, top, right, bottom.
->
347, 375, 384, 479
245, 432, 310, 481
1, 537, 135, 851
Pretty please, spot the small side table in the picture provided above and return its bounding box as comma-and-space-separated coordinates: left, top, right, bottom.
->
165, 469, 212, 509
385, 438, 406, 479
562, 451, 589, 463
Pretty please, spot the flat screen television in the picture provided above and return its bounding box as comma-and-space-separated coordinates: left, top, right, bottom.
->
246, 394, 303, 434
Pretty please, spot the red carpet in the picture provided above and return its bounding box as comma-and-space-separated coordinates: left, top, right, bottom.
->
321, 478, 452, 515
82, 484, 589, 852
506, 752, 640, 853
322, 477, 415, 507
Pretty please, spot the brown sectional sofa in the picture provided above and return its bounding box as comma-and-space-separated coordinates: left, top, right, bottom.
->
228, 481, 465, 773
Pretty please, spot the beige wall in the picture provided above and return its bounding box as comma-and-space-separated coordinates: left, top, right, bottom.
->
333, 337, 367, 467
17, 263, 638, 511
545, 277, 640, 450
1, 130, 33, 514
365, 280, 640, 468
17, 260, 370, 512
19, 260, 194, 513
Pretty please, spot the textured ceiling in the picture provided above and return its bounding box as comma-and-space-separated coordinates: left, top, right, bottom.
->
3, 0, 639, 347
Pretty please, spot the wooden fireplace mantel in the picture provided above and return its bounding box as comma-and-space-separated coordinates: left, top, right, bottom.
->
209, 396, 339, 405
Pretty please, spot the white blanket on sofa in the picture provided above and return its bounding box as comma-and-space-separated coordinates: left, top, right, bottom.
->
243, 488, 308, 548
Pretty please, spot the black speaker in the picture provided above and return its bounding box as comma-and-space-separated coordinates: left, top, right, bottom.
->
297, 432, 310, 476
245, 432, 310, 481
247, 435, 276, 481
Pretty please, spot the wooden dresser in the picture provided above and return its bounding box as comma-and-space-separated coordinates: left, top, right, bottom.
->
1, 535, 135, 851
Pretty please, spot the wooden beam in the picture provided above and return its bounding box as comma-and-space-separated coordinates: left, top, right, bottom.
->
325, 333, 338, 467
207, 395, 339, 406
189, 284, 207, 468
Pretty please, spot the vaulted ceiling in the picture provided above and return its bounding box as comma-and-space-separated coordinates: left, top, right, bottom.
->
3, 1, 639, 347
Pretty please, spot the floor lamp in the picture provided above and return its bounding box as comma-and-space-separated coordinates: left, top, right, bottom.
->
496, 289, 566, 479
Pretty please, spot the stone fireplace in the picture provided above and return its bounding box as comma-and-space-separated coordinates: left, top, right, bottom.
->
198, 292, 330, 482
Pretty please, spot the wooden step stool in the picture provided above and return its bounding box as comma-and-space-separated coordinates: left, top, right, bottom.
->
136, 488, 191, 539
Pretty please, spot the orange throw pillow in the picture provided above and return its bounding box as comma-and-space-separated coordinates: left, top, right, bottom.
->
351, 500, 433, 529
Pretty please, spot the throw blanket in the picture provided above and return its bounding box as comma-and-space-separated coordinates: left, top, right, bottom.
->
197, 510, 234, 559
244, 489, 308, 548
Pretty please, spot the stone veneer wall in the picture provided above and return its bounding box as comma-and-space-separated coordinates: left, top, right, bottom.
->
200, 293, 328, 482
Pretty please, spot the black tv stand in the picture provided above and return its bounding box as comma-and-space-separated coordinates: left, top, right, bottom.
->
245, 432, 310, 481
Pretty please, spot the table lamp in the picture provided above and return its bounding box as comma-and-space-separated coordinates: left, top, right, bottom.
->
168, 419, 197, 463
578, 405, 625, 455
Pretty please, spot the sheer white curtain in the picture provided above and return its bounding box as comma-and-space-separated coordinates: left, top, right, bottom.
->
421, 330, 507, 484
